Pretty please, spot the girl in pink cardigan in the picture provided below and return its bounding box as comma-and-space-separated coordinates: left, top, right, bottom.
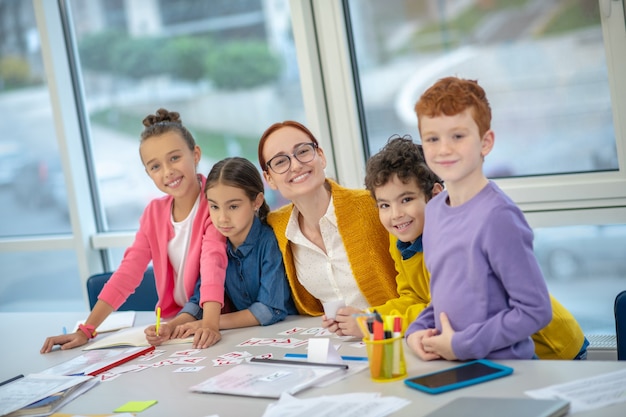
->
41, 109, 227, 353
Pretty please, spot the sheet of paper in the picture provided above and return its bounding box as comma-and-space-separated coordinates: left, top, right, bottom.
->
39, 346, 154, 376
262, 392, 410, 417
525, 368, 626, 413
190, 361, 345, 398
74, 311, 136, 334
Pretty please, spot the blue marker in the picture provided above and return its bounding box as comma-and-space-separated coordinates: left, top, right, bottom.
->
284, 353, 368, 361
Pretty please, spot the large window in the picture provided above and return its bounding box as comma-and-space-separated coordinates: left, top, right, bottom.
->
0, 0, 302, 312
533, 223, 626, 334
69, 0, 301, 231
0, 0, 79, 312
0, 1, 69, 237
1, 0, 625, 339
348, 0, 618, 178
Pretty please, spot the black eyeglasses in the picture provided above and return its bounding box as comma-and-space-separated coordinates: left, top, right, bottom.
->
265, 142, 318, 174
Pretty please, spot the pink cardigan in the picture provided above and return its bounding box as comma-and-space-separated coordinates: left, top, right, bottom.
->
98, 175, 227, 318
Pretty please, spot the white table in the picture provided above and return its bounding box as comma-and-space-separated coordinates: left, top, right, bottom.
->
1, 312, 625, 417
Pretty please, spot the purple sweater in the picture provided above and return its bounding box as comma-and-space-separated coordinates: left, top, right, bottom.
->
406, 181, 551, 360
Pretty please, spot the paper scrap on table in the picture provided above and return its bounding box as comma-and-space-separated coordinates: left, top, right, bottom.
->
307, 338, 343, 363
113, 400, 158, 413
525, 368, 626, 413
262, 392, 409, 417
287, 339, 368, 387
174, 366, 205, 373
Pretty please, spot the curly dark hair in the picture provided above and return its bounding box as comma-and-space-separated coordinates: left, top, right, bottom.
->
365, 134, 443, 200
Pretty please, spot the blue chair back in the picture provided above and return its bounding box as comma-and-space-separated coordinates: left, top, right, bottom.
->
86, 267, 158, 311
615, 290, 626, 360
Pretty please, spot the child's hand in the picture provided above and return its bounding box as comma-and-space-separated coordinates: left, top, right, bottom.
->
421, 312, 457, 360
192, 327, 221, 349
144, 322, 173, 346
333, 306, 365, 337
321, 315, 338, 332
40, 331, 89, 353
171, 320, 202, 339
406, 328, 441, 361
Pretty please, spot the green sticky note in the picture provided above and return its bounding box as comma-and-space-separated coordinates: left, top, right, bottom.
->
114, 400, 158, 413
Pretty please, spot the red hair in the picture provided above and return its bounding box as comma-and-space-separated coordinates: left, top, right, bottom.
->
414, 77, 491, 137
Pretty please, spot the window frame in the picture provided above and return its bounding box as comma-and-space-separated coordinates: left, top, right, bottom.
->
2, 0, 622, 309
290, 0, 626, 220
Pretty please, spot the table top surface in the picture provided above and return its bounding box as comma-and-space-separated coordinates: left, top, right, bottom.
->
1, 312, 625, 417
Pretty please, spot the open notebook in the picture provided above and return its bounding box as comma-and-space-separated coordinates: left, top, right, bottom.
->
83, 326, 193, 350
74, 311, 136, 334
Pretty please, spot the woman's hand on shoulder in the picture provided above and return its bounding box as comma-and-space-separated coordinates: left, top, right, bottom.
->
40, 331, 88, 354
192, 327, 221, 349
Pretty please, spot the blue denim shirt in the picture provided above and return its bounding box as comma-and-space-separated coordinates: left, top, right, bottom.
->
181, 216, 297, 325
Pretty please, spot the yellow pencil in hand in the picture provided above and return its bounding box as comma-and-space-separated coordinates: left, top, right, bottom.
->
155, 307, 161, 336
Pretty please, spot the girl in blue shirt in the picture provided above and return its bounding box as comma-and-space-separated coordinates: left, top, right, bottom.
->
167, 157, 297, 338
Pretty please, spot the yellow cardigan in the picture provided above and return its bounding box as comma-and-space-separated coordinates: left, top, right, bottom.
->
267, 180, 398, 316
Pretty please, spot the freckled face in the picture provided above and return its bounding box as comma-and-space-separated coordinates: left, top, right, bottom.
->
420, 108, 492, 188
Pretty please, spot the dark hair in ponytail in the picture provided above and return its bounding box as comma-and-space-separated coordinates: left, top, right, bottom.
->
204, 157, 270, 223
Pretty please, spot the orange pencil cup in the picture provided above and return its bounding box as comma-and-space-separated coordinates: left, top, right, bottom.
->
363, 335, 407, 382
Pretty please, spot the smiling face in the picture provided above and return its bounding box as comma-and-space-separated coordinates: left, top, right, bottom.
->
419, 108, 493, 190
261, 126, 326, 201
139, 131, 201, 200
374, 174, 430, 243
205, 183, 263, 248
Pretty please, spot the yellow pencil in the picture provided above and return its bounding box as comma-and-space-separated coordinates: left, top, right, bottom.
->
155, 307, 161, 336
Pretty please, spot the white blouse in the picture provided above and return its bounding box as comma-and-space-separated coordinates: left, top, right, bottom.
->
285, 197, 369, 310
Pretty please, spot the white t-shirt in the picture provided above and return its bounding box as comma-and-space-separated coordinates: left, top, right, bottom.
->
286, 197, 369, 310
169, 194, 201, 307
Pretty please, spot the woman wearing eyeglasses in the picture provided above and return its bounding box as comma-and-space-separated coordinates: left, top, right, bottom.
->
257, 121, 398, 331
